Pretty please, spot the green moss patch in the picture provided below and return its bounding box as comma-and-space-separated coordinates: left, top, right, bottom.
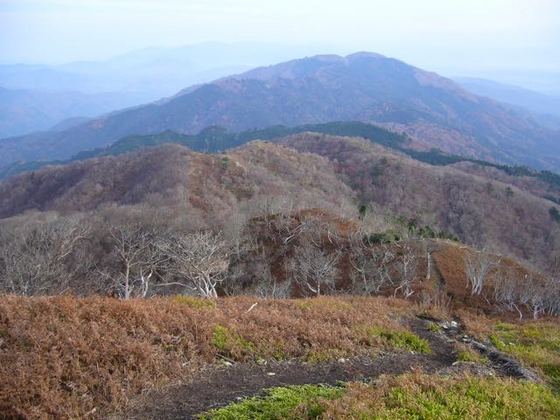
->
367, 327, 431, 354
198, 384, 344, 419
490, 322, 560, 389
374, 376, 560, 419
212, 325, 255, 359
200, 375, 560, 419
456, 346, 489, 364
172, 295, 217, 309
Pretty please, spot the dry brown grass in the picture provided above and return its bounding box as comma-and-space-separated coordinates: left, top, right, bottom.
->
0, 295, 417, 418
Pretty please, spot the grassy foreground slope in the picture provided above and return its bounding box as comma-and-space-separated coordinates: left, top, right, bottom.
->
1, 295, 560, 418
203, 315, 560, 419
0, 295, 420, 417
202, 375, 560, 419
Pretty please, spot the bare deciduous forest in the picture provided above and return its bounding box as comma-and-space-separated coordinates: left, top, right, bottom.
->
1, 139, 558, 320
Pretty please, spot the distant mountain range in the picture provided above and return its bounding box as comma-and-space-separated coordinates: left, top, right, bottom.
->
0, 43, 328, 138
1, 52, 559, 172
456, 77, 560, 119
0, 87, 149, 138
0, 43, 326, 98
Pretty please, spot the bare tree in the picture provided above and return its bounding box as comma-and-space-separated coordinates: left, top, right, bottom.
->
0, 217, 89, 295
515, 273, 545, 319
161, 231, 230, 298
290, 241, 339, 297
465, 250, 499, 295
393, 242, 418, 298
543, 277, 560, 316
517, 274, 560, 319
492, 267, 523, 318
348, 235, 394, 295
492, 267, 560, 319
99, 225, 166, 299
252, 259, 291, 298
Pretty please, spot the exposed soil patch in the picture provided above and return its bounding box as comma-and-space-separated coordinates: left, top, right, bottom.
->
122, 353, 446, 420
408, 317, 457, 366
430, 317, 543, 382
119, 318, 457, 419
118, 317, 539, 419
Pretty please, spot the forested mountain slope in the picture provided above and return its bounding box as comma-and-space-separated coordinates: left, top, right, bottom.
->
1, 134, 559, 273
2, 53, 558, 171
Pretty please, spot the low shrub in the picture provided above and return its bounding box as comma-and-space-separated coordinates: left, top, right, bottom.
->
212, 325, 255, 359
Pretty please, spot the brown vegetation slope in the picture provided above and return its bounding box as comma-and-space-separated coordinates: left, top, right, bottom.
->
281, 133, 560, 272
0, 295, 418, 418
0, 142, 354, 221
231, 207, 550, 316
450, 160, 560, 204
1, 134, 558, 276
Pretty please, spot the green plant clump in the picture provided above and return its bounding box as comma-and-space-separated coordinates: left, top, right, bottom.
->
212, 325, 255, 359
490, 322, 560, 390
200, 376, 560, 419
354, 376, 560, 419
198, 384, 344, 419
456, 347, 488, 364
368, 327, 431, 353
172, 295, 217, 309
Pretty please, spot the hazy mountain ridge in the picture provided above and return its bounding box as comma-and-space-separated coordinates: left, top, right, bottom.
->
0, 43, 327, 138
1, 52, 559, 171
0, 87, 149, 138
456, 77, 560, 118
0, 43, 326, 97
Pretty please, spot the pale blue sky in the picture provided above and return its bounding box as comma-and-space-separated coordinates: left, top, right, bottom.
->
0, 0, 559, 75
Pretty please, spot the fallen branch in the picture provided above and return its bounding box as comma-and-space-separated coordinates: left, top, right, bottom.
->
245, 302, 258, 314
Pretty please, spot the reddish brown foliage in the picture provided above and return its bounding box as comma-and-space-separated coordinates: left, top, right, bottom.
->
0, 295, 415, 418
433, 242, 548, 315
282, 133, 560, 272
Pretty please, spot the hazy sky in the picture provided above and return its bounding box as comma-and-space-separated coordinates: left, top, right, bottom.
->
1, 0, 559, 75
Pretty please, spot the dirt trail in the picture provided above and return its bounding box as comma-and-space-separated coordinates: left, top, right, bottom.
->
117, 318, 528, 420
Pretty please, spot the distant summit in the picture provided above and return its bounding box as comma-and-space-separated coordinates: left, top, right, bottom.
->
1, 52, 559, 171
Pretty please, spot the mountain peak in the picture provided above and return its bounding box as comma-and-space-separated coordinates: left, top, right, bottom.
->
345, 51, 387, 60
2, 51, 558, 172
234, 51, 393, 81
